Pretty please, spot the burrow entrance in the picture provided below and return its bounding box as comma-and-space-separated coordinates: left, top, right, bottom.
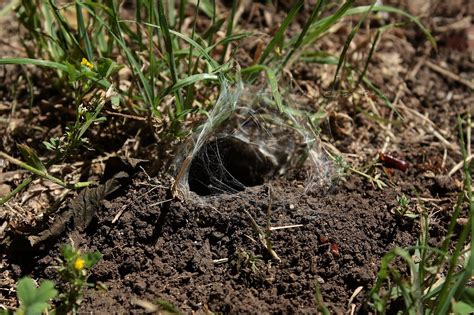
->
187, 137, 276, 196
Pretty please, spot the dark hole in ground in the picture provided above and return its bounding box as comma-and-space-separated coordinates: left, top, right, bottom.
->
188, 137, 275, 196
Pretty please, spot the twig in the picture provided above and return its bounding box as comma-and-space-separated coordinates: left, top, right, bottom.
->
448, 154, 474, 177
424, 60, 474, 90
269, 224, 303, 231
401, 104, 459, 152
411, 197, 447, 202
347, 286, 364, 313
0, 221, 7, 238
243, 205, 281, 262
407, 56, 427, 81
265, 185, 273, 232
433, 16, 471, 33
212, 258, 229, 264
104, 110, 147, 121
148, 198, 173, 207
111, 204, 128, 224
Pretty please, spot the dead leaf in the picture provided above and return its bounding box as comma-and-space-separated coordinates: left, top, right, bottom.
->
70, 171, 129, 231
28, 209, 73, 246
27, 172, 129, 246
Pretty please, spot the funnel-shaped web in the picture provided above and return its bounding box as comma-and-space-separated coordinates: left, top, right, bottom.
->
172, 78, 331, 197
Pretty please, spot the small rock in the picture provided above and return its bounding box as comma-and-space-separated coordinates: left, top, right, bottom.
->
457, 218, 469, 226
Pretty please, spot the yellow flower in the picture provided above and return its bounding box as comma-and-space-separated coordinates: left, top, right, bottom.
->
74, 257, 85, 270
81, 58, 94, 69
274, 46, 281, 56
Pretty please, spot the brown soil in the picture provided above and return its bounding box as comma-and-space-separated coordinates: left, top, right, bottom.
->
1, 0, 473, 313
4, 169, 446, 313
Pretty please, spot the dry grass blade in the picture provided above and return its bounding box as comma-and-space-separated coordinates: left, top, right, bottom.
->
243, 208, 281, 262
424, 60, 474, 90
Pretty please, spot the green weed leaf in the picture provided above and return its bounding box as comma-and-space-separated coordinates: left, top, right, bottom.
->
61, 244, 76, 261
97, 57, 122, 78
35, 280, 57, 302
17, 144, 46, 173
156, 299, 180, 314
16, 277, 57, 315
455, 287, 474, 313
17, 278, 37, 306
84, 251, 102, 269
453, 301, 474, 314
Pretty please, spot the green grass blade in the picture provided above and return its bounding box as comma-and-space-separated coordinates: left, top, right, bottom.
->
0, 57, 110, 89
221, 0, 237, 63
75, 3, 93, 61
299, 0, 355, 47
434, 119, 473, 313
157, 0, 182, 112
298, 48, 400, 118
345, 5, 436, 48
178, 0, 187, 31
206, 32, 251, 53
79, 1, 155, 112
184, 0, 202, 110
361, 76, 401, 118
135, 0, 143, 44
259, 0, 304, 65
280, 0, 324, 71
159, 73, 219, 98
141, 22, 219, 70
147, 0, 158, 111
0, 57, 68, 71
241, 65, 284, 113
332, 1, 374, 91
206, 0, 217, 46
167, 0, 176, 28
435, 222, 472, 313
300, 50, 339, 64
203, 18, 225, 42
187, 0, 200, 77
192, 0, 214, 18
314, 280, 330, 315
356, 28, 380, 86
47, 0, 84, 57
301, 4, 435, 49
0, 0, 20, 18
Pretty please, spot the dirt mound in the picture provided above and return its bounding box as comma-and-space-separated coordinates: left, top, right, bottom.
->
3, 171, 422, 313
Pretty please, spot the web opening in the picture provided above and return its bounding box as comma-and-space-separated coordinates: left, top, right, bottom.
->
187, 136, 274, 196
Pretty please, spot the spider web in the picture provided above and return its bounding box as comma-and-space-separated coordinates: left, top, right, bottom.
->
172, 79, 332, 197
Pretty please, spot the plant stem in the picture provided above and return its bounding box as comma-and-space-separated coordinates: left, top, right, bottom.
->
0, 151, 90, 191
